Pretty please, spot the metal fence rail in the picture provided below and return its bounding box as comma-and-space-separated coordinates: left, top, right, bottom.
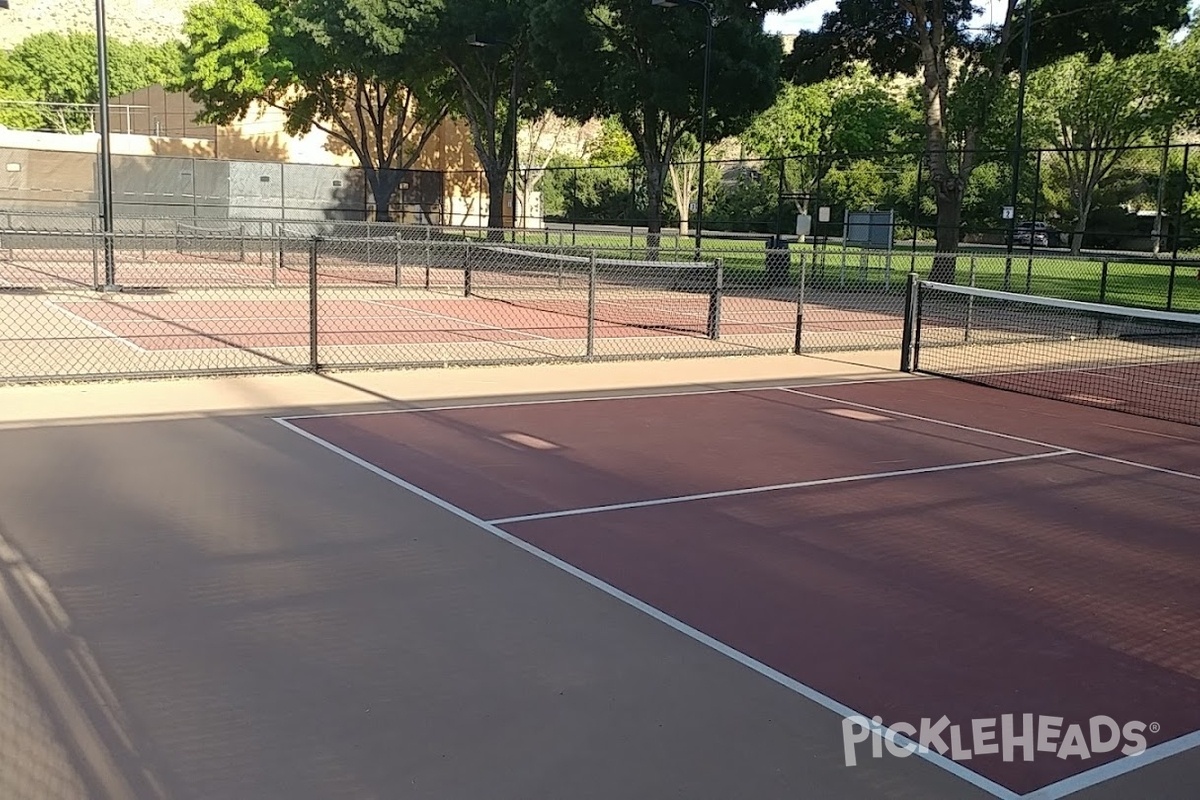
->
1, 217, 1197, 385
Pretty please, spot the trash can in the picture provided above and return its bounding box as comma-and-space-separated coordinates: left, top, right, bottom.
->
765, 236, 791, 285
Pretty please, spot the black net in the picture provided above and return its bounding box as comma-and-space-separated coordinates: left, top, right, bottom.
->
464, 244, 720, 337
911, 281, 1200, 426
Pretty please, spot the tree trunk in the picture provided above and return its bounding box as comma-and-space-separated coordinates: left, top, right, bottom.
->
929, 188, 963, 283
365, 168, 398, 223
644, 158, 665, 256
1070, 215, 1087, 255
485, 165, 508, 242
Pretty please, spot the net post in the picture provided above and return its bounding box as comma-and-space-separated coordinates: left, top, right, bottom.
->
239, 223, 246, 262
309, 235, 320, 371
793, 252, 806, 354
424, 225, 432, 290
141, 216, 147, 262
270, 222, 278, 286
463, 242, 473, 297
965, 255, 976, 342
707, 258, 723, 340
395, 229, 402, 288
900, 271, 918, 372
91, 217, 100, 290
586, 249, 597, 358
278, 222, 285, 281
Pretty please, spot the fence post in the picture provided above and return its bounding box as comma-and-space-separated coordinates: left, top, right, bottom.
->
140, 216, 147, 262
1167, 143, 1191, 311
707, 257, 723, 340
1099, 260, 1109, 304
586, 249, 597, 358
900, 272, 918, 372
793, 253, 806, 355
309, 236, 320, 371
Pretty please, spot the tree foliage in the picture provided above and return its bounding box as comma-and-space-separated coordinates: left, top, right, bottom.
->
1, 32, 180, 133
178, 0, 451, 220
530, 0, 785, 240
783, 0, 1192, 279
418, 0, 547, 232
1028, 44, 1195, 252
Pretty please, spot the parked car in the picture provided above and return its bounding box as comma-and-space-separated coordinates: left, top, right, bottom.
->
1011, 221, 1064, 248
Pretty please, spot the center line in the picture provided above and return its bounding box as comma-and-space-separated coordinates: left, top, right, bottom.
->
487, 450, 1072, 525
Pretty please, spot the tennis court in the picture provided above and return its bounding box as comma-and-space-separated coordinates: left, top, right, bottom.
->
0, 278, 1196, 799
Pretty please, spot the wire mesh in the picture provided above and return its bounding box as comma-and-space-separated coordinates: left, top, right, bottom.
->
909, 280, 1200, 426
3, 213, 1198, 384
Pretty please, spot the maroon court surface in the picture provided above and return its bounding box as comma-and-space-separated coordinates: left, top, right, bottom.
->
283, 378, 1200, 798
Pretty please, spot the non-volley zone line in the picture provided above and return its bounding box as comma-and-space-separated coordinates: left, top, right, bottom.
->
485, 450, 1072, 525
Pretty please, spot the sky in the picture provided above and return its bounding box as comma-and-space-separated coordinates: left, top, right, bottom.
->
764, 1, 1029, 35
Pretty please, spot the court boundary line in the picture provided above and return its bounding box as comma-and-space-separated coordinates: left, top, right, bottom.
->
271, 415, 1022, 800
780, 388, 1200, 483
276, 376, 921, 421
486, 450, 1072, 525
44, 300, 149, 353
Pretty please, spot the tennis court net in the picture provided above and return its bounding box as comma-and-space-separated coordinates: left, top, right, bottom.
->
174, 222, 247, 263
905, 280, 1199, 426
463, 245, 722, 338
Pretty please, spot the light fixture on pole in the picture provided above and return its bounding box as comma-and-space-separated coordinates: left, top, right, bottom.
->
95, 0, 117, 289
653, 0, 714, 255
467, 34, 521, 233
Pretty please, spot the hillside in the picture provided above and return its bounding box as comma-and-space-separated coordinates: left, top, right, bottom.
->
0, 0, 193, 49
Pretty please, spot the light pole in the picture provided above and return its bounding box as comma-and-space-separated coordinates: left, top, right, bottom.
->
95, 0, 117, 289
653, 0, 714, 255
1004, 1, 1033, 289
467, 34, 521, 234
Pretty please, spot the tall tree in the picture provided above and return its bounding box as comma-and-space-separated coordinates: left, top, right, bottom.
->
530, 0, 786, 247
1029, 45, 1192, 253
784, 0, 1192, 281
420, 0, 545, 236
178, 0, 451, 221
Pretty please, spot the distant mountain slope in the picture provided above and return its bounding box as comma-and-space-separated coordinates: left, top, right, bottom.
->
1, 0, 193, 49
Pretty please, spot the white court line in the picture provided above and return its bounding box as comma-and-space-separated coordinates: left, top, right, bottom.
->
361, 298, 558, 342
780, 388, 1200, 483
486, 451, 1072, 525
271, 416, 1022, 800
277, 376, 924, 421
43, 301, 149, 353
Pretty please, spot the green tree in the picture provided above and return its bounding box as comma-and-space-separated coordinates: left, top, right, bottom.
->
419, 0, 549, 235
1028, 44, 1194, 253
530, 0, 785, 247
178, 0, 451, 221
785, 0, 1192, 281
2, 32, 181, 132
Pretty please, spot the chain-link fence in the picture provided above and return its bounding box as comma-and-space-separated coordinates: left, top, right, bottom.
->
2, 213, 1197, 384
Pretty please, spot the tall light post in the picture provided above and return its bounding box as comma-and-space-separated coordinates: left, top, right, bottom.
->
94, 0, 117, 289
653, 0, 714, 255
467, 34, 521, 234
1004, 1, 1033, 289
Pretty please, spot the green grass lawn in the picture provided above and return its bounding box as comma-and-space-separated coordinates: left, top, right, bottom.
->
485, 227, 1200, 314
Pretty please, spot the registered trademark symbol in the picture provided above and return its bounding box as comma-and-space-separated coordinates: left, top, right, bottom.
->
1150, 722, 1161, 734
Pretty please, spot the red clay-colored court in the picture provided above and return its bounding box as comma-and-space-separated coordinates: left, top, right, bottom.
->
49, 296, 900, 351
280, 377, 1200, 800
